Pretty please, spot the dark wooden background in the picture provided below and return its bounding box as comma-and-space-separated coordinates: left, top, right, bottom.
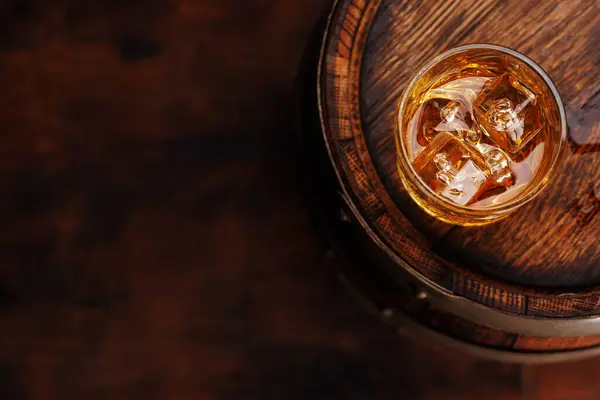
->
0, 0, 599, 399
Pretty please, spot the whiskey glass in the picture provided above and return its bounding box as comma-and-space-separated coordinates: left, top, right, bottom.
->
396, 44, 566, 226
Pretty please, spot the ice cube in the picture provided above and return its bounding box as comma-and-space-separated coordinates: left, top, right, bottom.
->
412, 131, 488, 194
436, 101, 485, 146
473, 74, 542, 153
424, 76, 495, 112
414, 99, 451, 146
441, 160, 488, 206
440, 101, 461, 122
434, 152, 452, 172
415, 99, 472, 146
462, 126, 482, 145
433, 153, 455, 185
475, 143, 515, 187
485, 148, 513, 186
435, 101, 472, 136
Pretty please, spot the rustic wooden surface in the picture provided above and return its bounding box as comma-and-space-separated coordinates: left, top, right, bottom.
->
0, 0, 599, 399
363, 0, 600, 288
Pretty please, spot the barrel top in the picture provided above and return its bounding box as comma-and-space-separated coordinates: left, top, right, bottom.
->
319, 0, 600, 317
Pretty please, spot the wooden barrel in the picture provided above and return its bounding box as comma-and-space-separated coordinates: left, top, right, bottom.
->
301, 0, 600, 363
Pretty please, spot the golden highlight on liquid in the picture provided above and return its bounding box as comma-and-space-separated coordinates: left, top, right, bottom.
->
400, 56, 556, 209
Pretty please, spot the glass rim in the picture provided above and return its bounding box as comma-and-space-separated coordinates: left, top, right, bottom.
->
396, 43, 567, 214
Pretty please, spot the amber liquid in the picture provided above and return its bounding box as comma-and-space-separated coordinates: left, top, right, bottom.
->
401, 56, 556, 209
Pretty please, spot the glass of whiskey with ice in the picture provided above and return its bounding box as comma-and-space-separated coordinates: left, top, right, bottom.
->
396, 44, 566, 226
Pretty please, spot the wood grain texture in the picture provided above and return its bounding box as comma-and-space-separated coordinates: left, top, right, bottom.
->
321, 0, 600, 327
0, 0, 538, 398
0, 0, 597, 398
